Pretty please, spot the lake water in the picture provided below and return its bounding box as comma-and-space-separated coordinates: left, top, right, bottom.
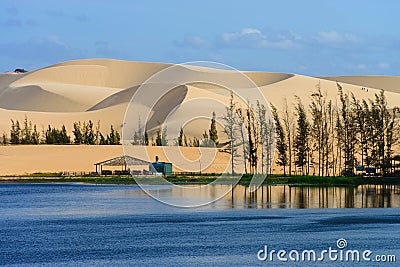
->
0, 183, 399, 266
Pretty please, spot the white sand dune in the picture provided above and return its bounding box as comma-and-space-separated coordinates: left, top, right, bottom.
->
244, 72, 294, 87
261, 74, 400, 112
0, 73, 27, 93
0, 85, 84, 112
0, 145, 230, 175
87, 86, 139, 111
1, 58, 400, 175
0, 145, 123, 175
321, 76, 400, 94
12, 59, 171, 89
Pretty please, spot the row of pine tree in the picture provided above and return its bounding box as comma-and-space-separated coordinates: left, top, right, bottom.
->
130, 112, 220, 147
216, 84, 399, 176
2, 117, 120, 145
3, 83, 398, 176
273, 83, 399, 176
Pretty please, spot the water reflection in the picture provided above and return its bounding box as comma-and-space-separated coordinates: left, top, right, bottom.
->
143, 184, 400, 209
226, 184, 400, 208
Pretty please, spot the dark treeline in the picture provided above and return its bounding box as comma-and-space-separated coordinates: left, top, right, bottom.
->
2, 117, 120, 145
273, 83, 399, 176
131, 112, 220, 147
176, 111, 219, 148
218, 84, 399, 176
130, 118, 169, 146
125, 83, 400, 177
130, 93, 276, 175
221, 92, 275, 175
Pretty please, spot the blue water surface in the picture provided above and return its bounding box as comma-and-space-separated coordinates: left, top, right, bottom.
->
0, 183, 399, 266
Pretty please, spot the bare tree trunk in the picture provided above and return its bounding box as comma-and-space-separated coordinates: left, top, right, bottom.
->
237, 108, 248, 174
283, 99, 293, 176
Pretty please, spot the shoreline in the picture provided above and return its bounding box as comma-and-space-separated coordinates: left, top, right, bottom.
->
1, 175, 400, 186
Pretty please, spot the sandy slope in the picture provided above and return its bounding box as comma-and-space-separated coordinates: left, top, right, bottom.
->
11, 59, 172, 88
1, 58, 400, 175
261, 74, 400, 112
0, 145, 230, 175
0, 73, 27, 93
321, 76, 400, 94
0, 145, 123, 175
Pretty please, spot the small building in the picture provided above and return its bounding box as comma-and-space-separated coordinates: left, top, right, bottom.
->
391, 154, 400, 175
149, 156, 173, 176
355, 165, 377, 176
94, 155, 150, 176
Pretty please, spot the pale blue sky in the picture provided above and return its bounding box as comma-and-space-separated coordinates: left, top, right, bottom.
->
1, 0, 400, 75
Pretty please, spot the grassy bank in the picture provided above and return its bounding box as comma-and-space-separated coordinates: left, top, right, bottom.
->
2, 173, 400, 186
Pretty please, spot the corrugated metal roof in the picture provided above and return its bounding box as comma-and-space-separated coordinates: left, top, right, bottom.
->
94, 155, 150, 166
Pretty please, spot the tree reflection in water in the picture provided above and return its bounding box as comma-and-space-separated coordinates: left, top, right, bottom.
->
225, 184, 400, 209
